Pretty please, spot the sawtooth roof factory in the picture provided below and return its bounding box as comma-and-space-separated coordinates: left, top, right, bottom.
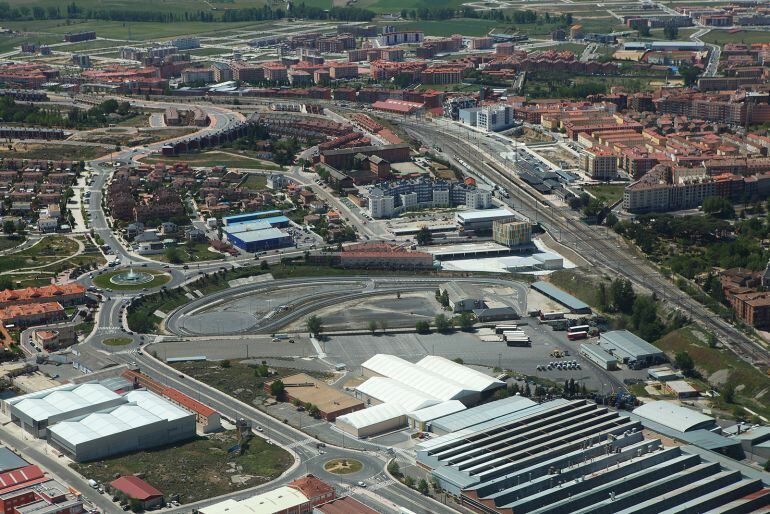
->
416, 398, 770, 513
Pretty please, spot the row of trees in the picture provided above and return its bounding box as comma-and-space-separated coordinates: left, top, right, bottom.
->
397, 6, 572, 25
0, 1, 374, 22
0, 97, 133, 129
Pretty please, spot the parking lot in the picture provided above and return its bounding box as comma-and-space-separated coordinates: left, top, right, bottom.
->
325, 320, 649, 391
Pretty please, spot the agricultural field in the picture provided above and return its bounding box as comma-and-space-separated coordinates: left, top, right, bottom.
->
0, 18, 270, 42
700, 30, 770, 46
392, 19, 506, 37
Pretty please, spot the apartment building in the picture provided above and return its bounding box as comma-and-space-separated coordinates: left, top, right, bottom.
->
583, 146, 619, 180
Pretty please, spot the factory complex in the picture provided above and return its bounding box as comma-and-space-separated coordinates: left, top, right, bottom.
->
416, 398, 770, 513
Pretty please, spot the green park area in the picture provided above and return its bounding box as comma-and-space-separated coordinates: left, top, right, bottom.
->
71, 431, 293, 504
92, 269, 171, 291
583, 184, 626, 206
0, 236, 81, 275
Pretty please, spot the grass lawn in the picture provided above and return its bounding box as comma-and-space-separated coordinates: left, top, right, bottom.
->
583, 183, 626, 206
700, 30, 770, 46
92, 269, 171, 290
71, 430, 293, 505
0, 236, 26, 252
546, 269, 611, 310
140, 151, 282, 170
241, 174, 267, 189
0, 236, 80, 274
102, 337, 133, 346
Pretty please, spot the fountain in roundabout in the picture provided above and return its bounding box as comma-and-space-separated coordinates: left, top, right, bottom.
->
109, 266, 155, 286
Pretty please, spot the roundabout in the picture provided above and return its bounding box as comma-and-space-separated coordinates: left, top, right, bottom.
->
93, 268, 171, 290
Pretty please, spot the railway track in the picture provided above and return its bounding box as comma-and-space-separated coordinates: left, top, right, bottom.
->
405, 120, 770, 368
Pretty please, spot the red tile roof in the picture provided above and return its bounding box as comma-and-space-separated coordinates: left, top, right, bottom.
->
161, 387, 216, 417
0, 283, 85, 304
110, 476, 162, 500
288, 474, 335, 500
0, 465, 45, 493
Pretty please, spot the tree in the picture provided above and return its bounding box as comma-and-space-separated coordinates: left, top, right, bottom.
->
306, 315, 323, 336
2, 220, 14, 235
610, 278, 635, 313
368, 320, 378, 335
309, 404, 320, 417
415, 320, 431, 334
638, 25, 651, 37
434, 313, 453, 333
416, 226, 432, 246
679, 63, 701, 87
702, 196, 734, 219
418, 478, 429, 495
663, 25, 679, 40
269, 379, 285, 399
387, 460, 401, 477
674, 351, 695, 377
220, 359, 231, 368
379, 319, 388, 333
722, 379, 736, 404
597, 283, 608, 310
164, 247, 183, 264
439, 290, 450, 308
458, 312, 474, 331
260, 260, 269, 270
403, 476, 415, 488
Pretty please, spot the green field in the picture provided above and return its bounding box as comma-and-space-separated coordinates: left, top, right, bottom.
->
0, 18, 270, 42
394, 19, 505, 37
700, 30, 770, 46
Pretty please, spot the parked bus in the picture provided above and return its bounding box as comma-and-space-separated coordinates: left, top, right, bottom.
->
567, 331, 588, 341
495, 325, 519, 334
540, 311, 565, 321
568, 324, 590, 334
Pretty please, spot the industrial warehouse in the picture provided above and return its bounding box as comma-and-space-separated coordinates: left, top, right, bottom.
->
416, 398, 770, 513
4, 382, 196, 461
335, 354, 504, 438
221, 210, 293, 253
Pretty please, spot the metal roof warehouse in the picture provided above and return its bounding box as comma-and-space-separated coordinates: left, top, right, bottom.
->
531, 281, 591, 313
599, 330, 665, 367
